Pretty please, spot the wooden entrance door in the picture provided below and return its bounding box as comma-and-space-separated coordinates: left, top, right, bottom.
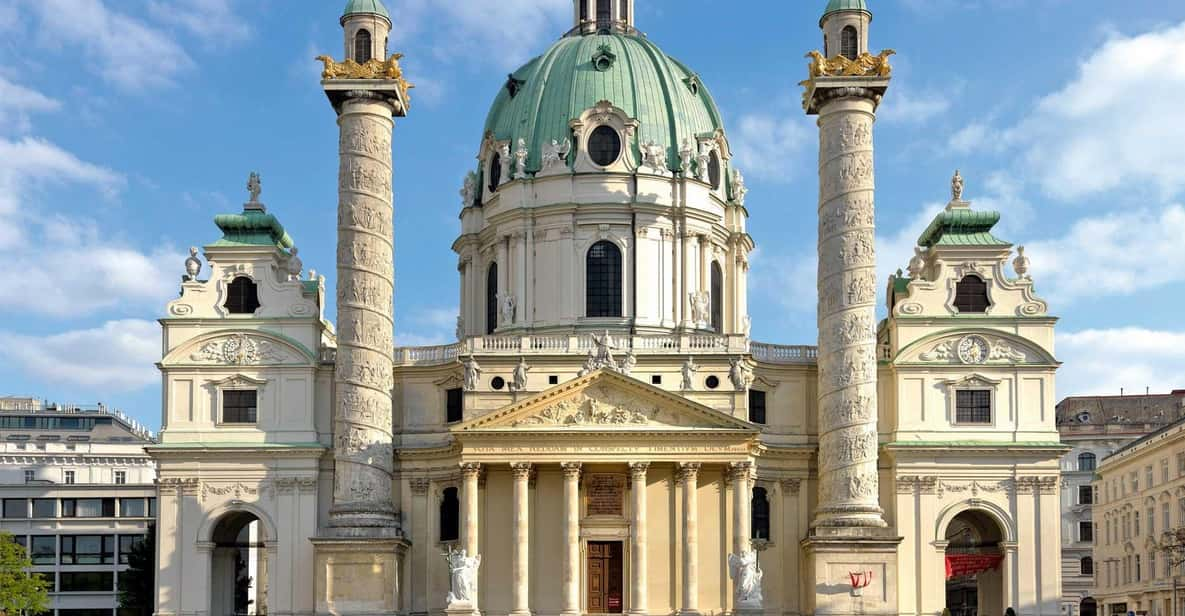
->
587, 541, 624, 614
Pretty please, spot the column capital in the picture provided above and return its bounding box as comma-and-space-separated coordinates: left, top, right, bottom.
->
511, 462, 533, 479
409, 478, 431, 495
728, 461, 753, 480
677, 462, 701, 483
781, 478, 802, 495
629, 461, 650, 477
561, 462, 583, 479
460, 462, 482, 477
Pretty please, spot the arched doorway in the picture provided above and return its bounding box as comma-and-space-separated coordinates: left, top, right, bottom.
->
1081, 597, 1098, 616
944, 509, 1005, 616
211, 511, 268, 616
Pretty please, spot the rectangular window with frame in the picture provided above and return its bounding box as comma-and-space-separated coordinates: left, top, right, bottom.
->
31, 499, 55, 518
2, 498, 27, 519
955, 389, 991, 424
118, 535, 145, 565
23, 470, 33, 483
63, 470, 75, 484
222, 389, 258, 424
446, 388, 463, 424
29, 536, 55, 565
119, 498, 146, 518
1179, 452, 1185, 476
1146, 466, 1154, 489
748, 390, 767, 425
58, 571, 113, 593
114, 470, 126, 485
60, 535, 115, 565
62, 498, 116, 518
1078, 485, 1093, 505
1079, 520, 1093, 543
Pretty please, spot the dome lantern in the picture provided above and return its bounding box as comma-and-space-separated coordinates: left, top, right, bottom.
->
572, 0, 635, 36
341, 0, 391, 64
820, 0, 872, 60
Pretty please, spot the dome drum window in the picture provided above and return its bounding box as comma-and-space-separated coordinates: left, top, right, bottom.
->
569, 101, 640, 173
588, 126, 623, 167
592, 44, 617, 72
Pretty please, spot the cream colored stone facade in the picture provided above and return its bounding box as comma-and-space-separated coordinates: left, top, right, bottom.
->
150, 2, 1066, 616
1091, 417, 1185, 616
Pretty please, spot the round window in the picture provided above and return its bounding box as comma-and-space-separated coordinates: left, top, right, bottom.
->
488, 154, 502, 192
705, 375, 720, 390
708, 151, 722, 189
588, 126, 622, 167
491, 376, 506, 391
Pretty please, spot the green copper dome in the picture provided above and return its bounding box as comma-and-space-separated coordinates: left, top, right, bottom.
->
342, 0, 389, 22
483, 33, 726, 175
823, 0, 870, 17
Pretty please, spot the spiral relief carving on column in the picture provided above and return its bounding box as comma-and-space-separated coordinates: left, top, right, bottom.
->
330, 99, 398, 533
814, 104, 885, 528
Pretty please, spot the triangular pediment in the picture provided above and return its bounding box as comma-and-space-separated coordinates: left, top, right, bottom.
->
454, 370, 757, 433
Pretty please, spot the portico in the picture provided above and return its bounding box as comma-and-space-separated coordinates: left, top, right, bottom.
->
449, 370, 760, 616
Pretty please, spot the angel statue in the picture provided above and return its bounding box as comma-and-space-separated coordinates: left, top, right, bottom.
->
512, 357, 530, 392
462, 356, 482, 392
444, 547, 481, 606
541, 138, 571, 171
951, 169, 965, 202
514, 138, 529, 179
728, 551, 763, 608
679, 137, 695, 173
680, 357, 698, 391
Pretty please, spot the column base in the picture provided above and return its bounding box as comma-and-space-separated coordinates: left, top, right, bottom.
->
508, 611, 533, 616
445, 604, 482, 616
312, 536, 409, 616
800, 529, 902, 616
678, 610, 702, 616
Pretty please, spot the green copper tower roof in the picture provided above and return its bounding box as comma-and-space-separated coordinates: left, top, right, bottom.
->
211, 209, 295, 249
483, 33, 727, 176
917, 208, 1009, 248
823, 0, 870, 18
342, 0, 390, 22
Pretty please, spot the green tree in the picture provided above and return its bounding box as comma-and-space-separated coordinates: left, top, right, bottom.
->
0, 532, 50, 615
118, 524, 156, 616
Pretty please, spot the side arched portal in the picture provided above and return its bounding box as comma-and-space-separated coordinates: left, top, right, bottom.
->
210, 511, 268, 616
944, 509, 1006, 616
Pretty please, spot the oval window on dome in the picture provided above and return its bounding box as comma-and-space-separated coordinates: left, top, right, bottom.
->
708, 150, 722, 189
588, 126, 622, 167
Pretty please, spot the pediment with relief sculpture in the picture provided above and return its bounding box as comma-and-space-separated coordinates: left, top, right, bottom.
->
454, 369, 756, 433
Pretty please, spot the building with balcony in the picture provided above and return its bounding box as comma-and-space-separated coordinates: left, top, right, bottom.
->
0, 397, 156, 616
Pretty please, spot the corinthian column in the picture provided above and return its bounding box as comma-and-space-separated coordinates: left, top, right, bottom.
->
628, 462, 649, 616
561, 463, 582, 616
330, 93, 399, 535
812, 92, 887, 530
729, 462, 751, 554
678, 463, 700, 616
510, 463, 532, 616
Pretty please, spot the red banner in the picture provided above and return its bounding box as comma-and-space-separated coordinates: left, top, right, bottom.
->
945, 554, 1004, 579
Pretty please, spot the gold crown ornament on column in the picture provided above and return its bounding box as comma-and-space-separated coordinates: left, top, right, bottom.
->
315, 53, 414, 102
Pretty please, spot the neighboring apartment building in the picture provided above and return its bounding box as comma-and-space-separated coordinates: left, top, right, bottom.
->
1092, 400, 1185, 616
1059, 391, 1185, 616
0, 397, 156, 616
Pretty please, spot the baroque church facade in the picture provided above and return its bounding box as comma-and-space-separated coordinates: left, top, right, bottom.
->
150, 2, 1065, 616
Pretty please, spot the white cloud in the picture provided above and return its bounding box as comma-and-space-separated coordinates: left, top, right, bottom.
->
395, 0, 571, 71
147, 0, 250, 48
947, 122, 1001, 155
748, 247, 817, 316
0, 76, 61, 133
0, 319, 160, 391
1057, 327, 1185, 398
729, 112, 814, 182
0, 136, 180, 315
1008, 21, 1185, 200
395, 306, 459, 348
1025, 204, 1185, 303
27, 0, 194, 90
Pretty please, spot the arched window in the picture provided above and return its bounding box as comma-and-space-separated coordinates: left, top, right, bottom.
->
440, 487, 460, 542
953, 275, 990, 313
586, 241, 623, 318
488, 153, 502, 192
224, 277, 260, 314
596, 0, 611, 31
1081, 556, 1094, 576
840, 26, 859, 60
619, 0, 629, 21
710, 261, 723, 332
354, 29, 372, 63
1079, 452, 1097, 471
751, 487, 770, 540
579, 0, 588, 22
486, 263, 498, 334
588, 126, 622, 166
708, 151, 722, 189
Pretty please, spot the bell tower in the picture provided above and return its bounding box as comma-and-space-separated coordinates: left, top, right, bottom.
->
821, 0, 871, 59
342, 0, 391, 63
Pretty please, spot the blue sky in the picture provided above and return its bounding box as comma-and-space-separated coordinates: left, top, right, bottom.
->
2, 0, 1185, 430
